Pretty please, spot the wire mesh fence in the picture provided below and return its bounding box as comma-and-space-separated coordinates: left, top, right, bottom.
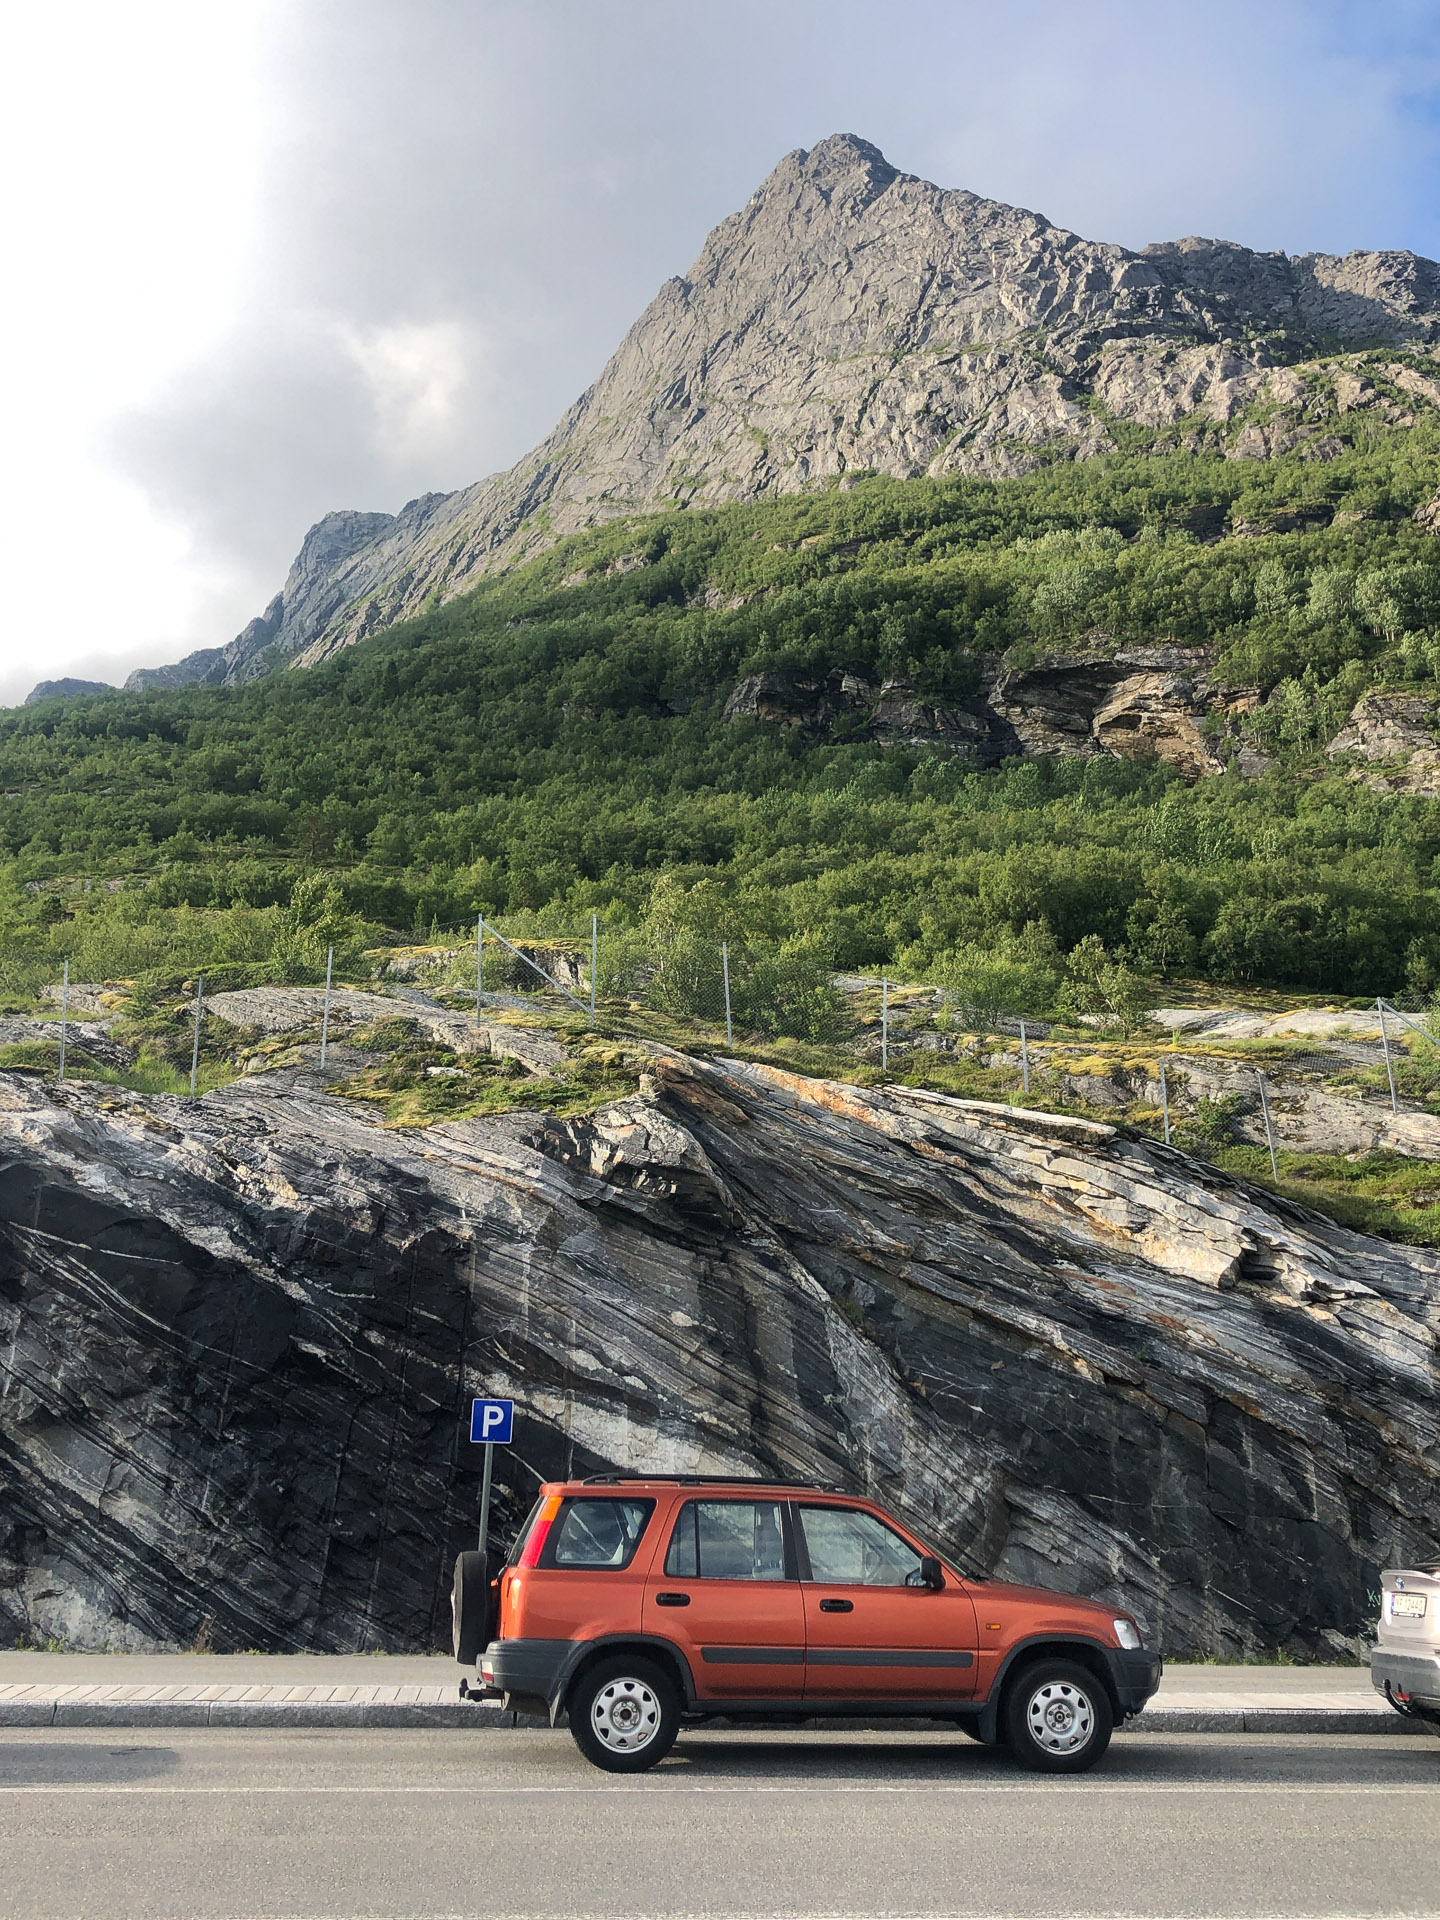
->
17, 913, 1440, 1181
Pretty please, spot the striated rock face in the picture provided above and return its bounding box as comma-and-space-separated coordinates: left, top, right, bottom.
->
0, 1052, 1435, 1659
136, 134, 1440, 690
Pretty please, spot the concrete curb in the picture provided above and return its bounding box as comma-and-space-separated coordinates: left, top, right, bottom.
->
1134, 1708, 1409, 1736
0, 1703, 530, 1729
0, 1700, 1416, 1734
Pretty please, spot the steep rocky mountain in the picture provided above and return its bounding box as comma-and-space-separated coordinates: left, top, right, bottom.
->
133, 133, 1440, 691
1, 1043, 1435, 1657
125, 511, 398, 693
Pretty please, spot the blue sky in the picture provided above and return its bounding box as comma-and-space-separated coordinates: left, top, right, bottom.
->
3, 0, 1440, 700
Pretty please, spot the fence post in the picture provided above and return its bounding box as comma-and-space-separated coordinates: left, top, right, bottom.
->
58, 958, 69, 1084
721, 942, 732, 1050
881, 978, 889, 1071
1160, 1060, 1170, 1145
476, 916, 484, 1022
1019, 1018, 1029, 1095
190, 975, 205, 1096
319, 945, 334, 1067
1257, 1068, 1278, 1182
590, 914, 598, 1028
1378, 997, 1399, 1114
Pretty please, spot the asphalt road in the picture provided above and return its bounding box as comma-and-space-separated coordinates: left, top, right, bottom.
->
0, 1726, 1435, 1920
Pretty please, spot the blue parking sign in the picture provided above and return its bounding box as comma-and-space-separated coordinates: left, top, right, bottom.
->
470, 1397, 514, 1445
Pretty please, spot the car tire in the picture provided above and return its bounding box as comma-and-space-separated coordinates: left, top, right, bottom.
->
451, 1550, 494, 1665
569, 1656, 681, 1773
1003, 1659, 1113, 1773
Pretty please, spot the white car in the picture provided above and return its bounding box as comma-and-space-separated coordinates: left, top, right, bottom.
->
1371, 1566, 1440, 1731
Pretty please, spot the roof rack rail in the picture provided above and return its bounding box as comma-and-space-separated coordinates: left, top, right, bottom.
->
580, 1473, 846, 1491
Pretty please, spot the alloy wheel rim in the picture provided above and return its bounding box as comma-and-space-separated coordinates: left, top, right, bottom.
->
1025, 1679, 1095, 1754
590, 1677, 661, 1752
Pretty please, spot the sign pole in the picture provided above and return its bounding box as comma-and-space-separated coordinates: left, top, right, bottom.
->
478, 1439, 495, 1556
468, 1395, 514, 1557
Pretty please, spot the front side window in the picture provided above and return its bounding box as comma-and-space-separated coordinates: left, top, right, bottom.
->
798, 1506, 923, 1586
664, 1500, 788, 1581
546, 1498, 653, 1569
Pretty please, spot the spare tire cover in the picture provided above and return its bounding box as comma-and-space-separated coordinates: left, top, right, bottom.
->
452, 1549, 493, 1664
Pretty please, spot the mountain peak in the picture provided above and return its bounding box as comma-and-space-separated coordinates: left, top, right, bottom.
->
752, 131, 900, 214
131, 137, 1440, 691
795, 131, 897, 181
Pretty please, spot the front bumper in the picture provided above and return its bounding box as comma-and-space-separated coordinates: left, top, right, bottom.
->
1371, 1646, 1440, 1710
1107, 1647, 1163, 1715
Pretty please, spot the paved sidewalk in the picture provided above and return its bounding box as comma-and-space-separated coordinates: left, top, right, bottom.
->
0, 1653, 1411, 1732
0, 1652, 498, 1728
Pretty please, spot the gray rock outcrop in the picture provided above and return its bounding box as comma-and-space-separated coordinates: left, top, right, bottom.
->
0, 1051, 1434, 1659
1328, 692, 1440, 794
724, 645, 1226, 774
132, 134, 1440, 690
22, 679, 111, 706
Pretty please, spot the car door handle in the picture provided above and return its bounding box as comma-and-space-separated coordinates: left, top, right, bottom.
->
818, 1597, 854, 1613
654, 1592, 691, 1607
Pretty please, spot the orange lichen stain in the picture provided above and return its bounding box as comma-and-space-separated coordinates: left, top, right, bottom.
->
743, 1062, 907, 1133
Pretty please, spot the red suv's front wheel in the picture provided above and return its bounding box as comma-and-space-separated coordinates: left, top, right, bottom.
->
1004, 1660, 1114, 1772
569, 1657, 681, 1773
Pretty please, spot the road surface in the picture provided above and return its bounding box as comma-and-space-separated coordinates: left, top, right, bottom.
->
0, 1724, 1435, 1918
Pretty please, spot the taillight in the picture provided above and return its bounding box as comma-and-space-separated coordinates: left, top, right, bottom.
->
518, 1494, 563, 1568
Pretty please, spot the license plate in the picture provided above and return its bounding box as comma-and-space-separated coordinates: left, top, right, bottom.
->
1391, 1592, 1427, 1617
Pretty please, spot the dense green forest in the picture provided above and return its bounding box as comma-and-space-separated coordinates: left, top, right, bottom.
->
6, 402, 1440, 1006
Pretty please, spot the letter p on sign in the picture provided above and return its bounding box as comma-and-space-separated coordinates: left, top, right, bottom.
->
470, 1398, 514, 1446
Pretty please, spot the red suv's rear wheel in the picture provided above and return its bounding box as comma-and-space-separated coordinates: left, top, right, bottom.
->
569, 1657, 680, 1773
1003, 1659, 1113, 1773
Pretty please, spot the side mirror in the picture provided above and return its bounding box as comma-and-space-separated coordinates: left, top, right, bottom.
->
920, 1554, 945, 1591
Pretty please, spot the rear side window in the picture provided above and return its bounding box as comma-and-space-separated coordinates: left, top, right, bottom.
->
542, 1498, 653, 1570
664, 1500, 788, 1581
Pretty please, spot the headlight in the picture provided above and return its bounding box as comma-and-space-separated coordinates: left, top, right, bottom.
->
1113, 1617, 1142, 1649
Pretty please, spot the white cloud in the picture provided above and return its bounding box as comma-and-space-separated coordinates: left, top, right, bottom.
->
338, 319, 493, 468
0, 0, 278, 693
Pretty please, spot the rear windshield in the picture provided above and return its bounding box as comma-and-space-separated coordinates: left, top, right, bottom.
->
505, 1495, 546, 1567
543, 1498, 654, 1570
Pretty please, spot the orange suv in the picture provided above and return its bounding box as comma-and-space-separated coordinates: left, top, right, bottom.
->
452, 1476, 1160, 1773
